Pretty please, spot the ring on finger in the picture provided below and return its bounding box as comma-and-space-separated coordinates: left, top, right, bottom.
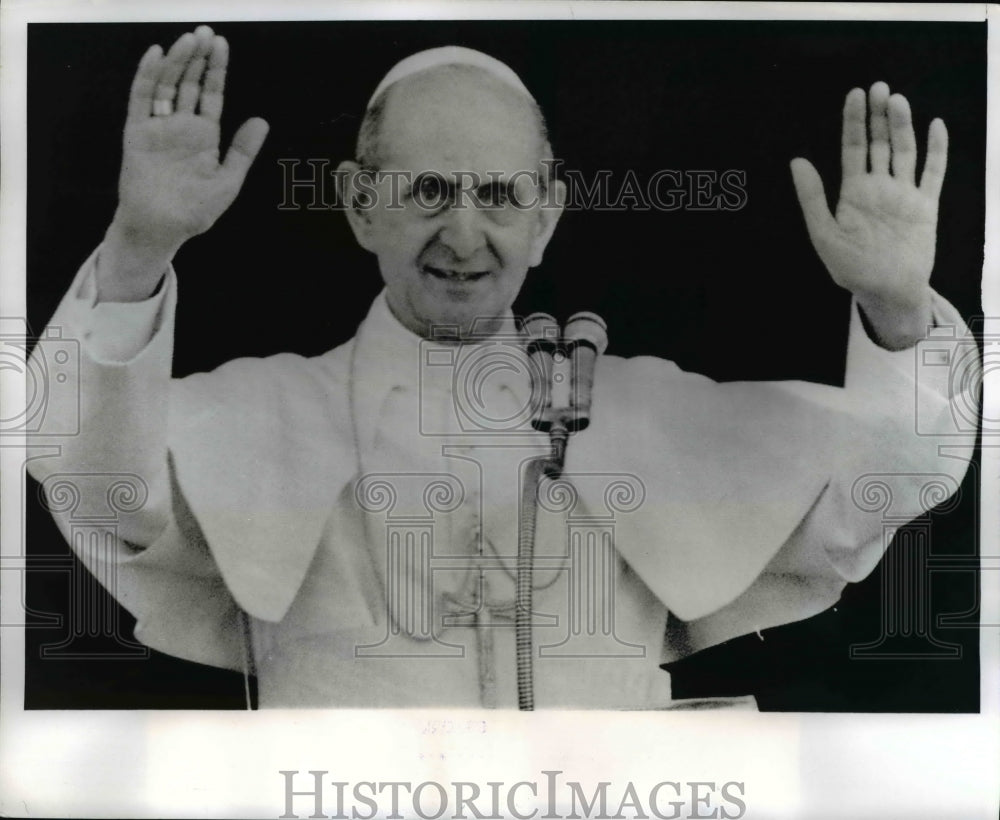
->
153, 99, 174, 117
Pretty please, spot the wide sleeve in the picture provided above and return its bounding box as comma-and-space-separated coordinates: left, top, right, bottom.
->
26, 247, 244, 669
791, 293, 978, 582
571, 290, 978, 630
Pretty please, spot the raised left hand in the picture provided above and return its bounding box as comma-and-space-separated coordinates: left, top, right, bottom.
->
790, 82, 947, 350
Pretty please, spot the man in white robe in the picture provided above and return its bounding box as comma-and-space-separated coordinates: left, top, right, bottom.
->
27, 26, 978, 707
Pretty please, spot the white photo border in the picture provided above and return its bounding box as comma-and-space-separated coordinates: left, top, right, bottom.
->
1, 2, 997, 818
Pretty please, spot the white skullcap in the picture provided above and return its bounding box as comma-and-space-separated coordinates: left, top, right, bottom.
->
366, 46, 535, 109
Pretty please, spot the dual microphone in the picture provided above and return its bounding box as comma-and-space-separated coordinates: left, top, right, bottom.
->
523, 311, 608, 442
517, 312, 608, 708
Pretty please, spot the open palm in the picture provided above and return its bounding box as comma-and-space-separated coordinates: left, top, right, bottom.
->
115, 27, 269, 249
791, 82, 947, 320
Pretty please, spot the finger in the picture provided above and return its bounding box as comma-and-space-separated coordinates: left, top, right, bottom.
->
868, 81, 891, 174
175, 26, 215, 113
888, 93, 917, 184
153, 31, 197, 108
223, 117, 270, 180
790, 158, 838, 244
176, 58, 207, 113
127, 44, 164, 122
919, 118, 949, 201
199, 36, 229, 121
841, 88, 867, 180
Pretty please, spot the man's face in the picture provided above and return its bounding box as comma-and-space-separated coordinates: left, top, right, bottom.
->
342, 67, 563, 340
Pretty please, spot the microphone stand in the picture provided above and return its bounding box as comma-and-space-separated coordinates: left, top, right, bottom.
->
516, 313, 607, 711
516, 422, 567, 711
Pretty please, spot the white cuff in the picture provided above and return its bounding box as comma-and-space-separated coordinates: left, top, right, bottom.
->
69, 245, 173, 364
845, 290, 971, 403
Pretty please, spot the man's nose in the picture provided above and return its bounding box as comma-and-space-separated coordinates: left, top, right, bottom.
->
438, 201, 487, 259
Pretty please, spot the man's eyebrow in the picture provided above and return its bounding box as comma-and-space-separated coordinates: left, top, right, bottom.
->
474, 179, 508, 192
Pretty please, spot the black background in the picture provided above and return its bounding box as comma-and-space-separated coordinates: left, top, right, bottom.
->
25, 20, 985, 710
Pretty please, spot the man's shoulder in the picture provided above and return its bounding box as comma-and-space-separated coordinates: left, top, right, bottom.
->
167, 337, 356, 433
174, 337, 353, 390
596, 351, 697, 389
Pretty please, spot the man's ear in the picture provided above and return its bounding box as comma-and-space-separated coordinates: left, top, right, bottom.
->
338, 160, 378, 253
528, 178, 566, 267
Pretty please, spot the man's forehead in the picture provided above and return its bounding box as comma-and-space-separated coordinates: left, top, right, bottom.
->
377, 67, 544, 172
395, 169, 541, 190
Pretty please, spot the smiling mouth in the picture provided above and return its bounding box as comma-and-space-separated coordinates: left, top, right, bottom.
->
422, 265, 491, 282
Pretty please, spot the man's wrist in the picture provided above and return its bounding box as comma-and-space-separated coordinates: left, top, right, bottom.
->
96, 217, 181, 303
855, 290, 934, 351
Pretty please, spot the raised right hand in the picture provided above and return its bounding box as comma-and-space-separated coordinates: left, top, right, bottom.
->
99, 26, 269, 301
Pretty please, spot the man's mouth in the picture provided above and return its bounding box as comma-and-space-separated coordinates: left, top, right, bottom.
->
422, 265, 491, 282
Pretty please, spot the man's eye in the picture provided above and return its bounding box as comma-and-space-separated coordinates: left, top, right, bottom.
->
414, 175, 448, 207
476, 184, 510, 207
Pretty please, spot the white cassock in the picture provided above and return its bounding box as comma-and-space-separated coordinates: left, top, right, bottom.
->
26, 247, 979, 707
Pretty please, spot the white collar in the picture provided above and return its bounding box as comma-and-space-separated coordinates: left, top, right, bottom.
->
349, 290, 530, 456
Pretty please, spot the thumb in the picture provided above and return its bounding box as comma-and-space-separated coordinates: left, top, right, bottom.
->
789, 157, 836, 244
223, 117, 270, 179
